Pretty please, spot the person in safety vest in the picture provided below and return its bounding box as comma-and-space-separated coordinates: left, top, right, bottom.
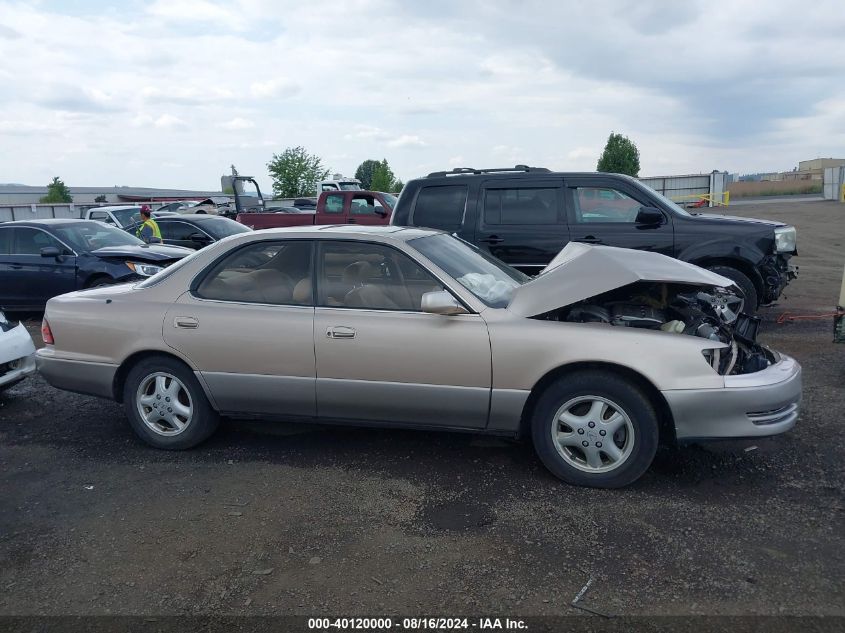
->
136, 205, 162, 244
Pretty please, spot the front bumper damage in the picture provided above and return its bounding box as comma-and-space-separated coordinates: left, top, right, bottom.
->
0, 321, 37, 390
663, 353, 801, 441
760, 254, 797, 304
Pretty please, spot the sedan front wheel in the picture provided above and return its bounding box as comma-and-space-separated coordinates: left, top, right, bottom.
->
123, 356, 219, 449
531, 370, 659, 488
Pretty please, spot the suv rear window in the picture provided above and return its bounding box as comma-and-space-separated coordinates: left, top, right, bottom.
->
484, 187, 558, 225
412, 185, 467, 232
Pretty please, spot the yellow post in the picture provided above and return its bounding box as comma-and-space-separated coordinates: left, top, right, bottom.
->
724, 190, 730, 206
840, 184, 845, 203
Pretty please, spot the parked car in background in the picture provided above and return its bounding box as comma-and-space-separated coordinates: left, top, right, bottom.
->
391, 166, 798, 310
124, 215, 251, 250
0, 219, 193, 310
0, 310, 36, 392
156, 201, 201, 214
237, 190, 394, 230
318, 175, 362, 192
85, 206, 176, 229
36, 226, 800, 488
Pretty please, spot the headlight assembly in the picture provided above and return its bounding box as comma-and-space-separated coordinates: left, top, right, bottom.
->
126, 261, 164, 277
774, 226, 796, 254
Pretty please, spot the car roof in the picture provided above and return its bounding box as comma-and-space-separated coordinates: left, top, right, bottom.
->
0, 219, 91, 228
155, 214, 222, 223
413, 167, 640, 184
89, 205, 140, 211
247, 224, 441, 241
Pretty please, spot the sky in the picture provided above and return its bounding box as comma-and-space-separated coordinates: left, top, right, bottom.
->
0, 0, 843, 192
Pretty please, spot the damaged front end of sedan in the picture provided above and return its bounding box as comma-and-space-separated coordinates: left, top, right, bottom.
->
507, 242, 774, 376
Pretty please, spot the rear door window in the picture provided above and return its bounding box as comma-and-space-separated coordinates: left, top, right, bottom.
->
324, 194, 344, 214
483, 187, 559, 225
412, 185, 468, 232
195, 240, 314, 306
160, 221, 200, 241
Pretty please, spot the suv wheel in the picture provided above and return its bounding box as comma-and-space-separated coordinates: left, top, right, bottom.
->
531, 370, 659, 488
123, 356, 219, 449
706, 265, 759, 311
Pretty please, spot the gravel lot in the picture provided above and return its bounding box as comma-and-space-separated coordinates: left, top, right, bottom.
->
1, 200, 843, 618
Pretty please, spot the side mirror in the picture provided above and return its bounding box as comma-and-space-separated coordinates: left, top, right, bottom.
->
421, 290, 468, 315
374, 205, 387, 217
40, 246, 61, 258
188, 232, 211, 242
635, 206, 664, 225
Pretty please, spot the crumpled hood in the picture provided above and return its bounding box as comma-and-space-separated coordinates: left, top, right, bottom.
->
507, 242, 734, 317
90, 244, 192, 261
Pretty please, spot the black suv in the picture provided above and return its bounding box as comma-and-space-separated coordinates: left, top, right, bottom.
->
391, 166, 797, 308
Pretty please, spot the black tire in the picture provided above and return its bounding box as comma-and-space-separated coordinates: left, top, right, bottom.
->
122, 355, 219, 450
531, 370, 659, 488
707, 265, 758, 312
86, 276, 115, 288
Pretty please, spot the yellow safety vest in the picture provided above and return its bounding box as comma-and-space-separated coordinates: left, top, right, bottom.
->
137, 219, 162, 241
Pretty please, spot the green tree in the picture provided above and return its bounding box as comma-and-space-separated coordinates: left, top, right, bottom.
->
596, 132, 640, 177
393, 179, 404, 193
39, 176, 73, 203
267, 146, 330, 197
354, 159, 380, 190
94, 194, 107, 203
370, 159, 397, 192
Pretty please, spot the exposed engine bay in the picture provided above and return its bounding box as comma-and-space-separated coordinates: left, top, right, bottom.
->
539, 282, 774, 376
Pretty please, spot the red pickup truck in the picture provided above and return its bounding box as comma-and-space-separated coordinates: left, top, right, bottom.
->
236, 189, 396, 230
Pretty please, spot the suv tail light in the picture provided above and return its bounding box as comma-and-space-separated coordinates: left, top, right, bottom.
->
41, 318, 54, 345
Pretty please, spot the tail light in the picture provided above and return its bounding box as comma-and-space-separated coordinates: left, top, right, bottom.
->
41, 318, 54, 345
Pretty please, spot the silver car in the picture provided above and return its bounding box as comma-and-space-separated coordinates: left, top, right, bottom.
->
36, 226, 801, 488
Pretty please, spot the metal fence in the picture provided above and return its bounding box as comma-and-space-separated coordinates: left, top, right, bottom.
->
0, 203, 91, 223
639, 172, 729, 207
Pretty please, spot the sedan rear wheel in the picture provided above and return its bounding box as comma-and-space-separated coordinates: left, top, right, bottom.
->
531, 370, 659, 488
123, 356, 219, 449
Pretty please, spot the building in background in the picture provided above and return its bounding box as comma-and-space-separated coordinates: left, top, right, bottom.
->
0, 184, 224, 205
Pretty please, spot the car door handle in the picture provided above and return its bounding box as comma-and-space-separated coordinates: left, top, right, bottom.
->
174, 316, 199, 329
575, 236, 602, 244
480, 235, 504, 244
326, 326, 356, 339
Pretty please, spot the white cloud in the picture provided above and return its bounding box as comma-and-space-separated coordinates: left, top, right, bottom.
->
219, 117, 255, 130
146, 0, 245, 30
153, 114, 187, 129
344, 125, 390, 142
387, 135, 427, 148
249, 79, 300, 99
0, 0, 842, 189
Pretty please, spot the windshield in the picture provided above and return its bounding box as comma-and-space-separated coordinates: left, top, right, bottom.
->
379, 193, 398, 209
200, 217, 252, 239
112, 208, 142, 226
54, 222, 145, 252
339, 182, 361, 190
410, 234, 527, 308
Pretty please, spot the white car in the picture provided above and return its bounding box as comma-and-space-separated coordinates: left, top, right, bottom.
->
0, 311, 36, 392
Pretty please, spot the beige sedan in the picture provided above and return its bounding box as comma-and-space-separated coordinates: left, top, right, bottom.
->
36, 226, 801, 487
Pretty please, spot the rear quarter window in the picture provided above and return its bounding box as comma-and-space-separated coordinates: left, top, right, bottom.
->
411, 185, 468, 232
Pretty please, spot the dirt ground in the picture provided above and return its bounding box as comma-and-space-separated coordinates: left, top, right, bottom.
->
1, 200, 843, 620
